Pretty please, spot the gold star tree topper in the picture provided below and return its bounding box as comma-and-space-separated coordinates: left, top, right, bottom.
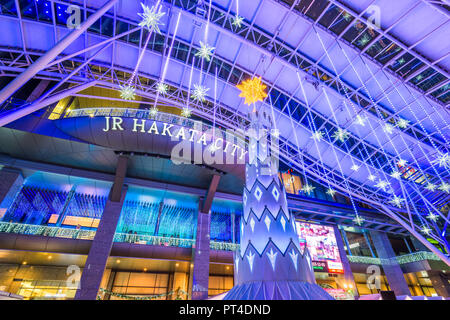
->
236, 77, 268, 110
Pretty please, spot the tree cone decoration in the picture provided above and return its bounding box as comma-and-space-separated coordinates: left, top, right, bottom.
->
224, 111, 333, 300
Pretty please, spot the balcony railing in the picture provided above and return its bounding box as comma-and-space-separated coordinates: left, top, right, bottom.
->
1, 222, 440, 261
347, 251, 441, 265
0, 222, 239, 251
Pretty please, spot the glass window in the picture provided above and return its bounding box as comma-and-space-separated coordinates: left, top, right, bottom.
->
0, 0, 17, 16
318, 5, 342, 29
417, 72, 446, 92
376, 44, 402, 65
304, 0, 329, 21
366, 37, 391, 58
36, 0, 52, 23
329, 10, 354, 35
19, 0, 37, 19
344, 230, 375, 257
101, 16, 114, 37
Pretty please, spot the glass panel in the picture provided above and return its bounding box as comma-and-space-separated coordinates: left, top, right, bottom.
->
0, 0, 17, 16
417, 72, 446, 91
36, 0, 52, 22
366, 37, 392, 58
19, 0, 37, 19
342, 20, 366, 43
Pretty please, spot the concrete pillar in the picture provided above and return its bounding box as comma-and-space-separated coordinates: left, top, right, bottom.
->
0, 167, 23, 218
369, 231, 411, 296
191, 174, 221, 300
191, 203, 211, 300
74, 155, 128, 300
333, 226, 358, 297
428, 270, 450, 297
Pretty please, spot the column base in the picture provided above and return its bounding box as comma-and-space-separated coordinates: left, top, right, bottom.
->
224, 281, 334, 300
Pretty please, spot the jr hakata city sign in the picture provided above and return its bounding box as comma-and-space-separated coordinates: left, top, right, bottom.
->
102, 117, 248, 163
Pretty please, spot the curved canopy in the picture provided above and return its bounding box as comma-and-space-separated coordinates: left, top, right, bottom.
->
0, 0, 448, 259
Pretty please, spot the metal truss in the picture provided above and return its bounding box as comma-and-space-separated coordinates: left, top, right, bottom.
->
1, 40, 447, 212
168, 0, 448, 150
0, 0, 448, 262
1, 1, 447, 200
276, 0, 450, 104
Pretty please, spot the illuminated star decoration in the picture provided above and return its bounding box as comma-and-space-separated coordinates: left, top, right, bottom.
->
397, 158, 408, 167
138, 3, 165, 34
354, 114, 368, 126
236, 77, 268, 110
149, 107, 158, 117
390, 170, 402, 180
353, 215, 364, 226
232, 15, 244, 28
368, 174, 377, 182
375, 180, 390, 192
181, 107, 192, 118
156, 82, 168, 95
301, 184, 315, 195
421, 225, 432, 235
389, 195, 404, 208
383, 123, 395, 135
439, 182, 450, 193
332, 128, 349, 143
426, 213, 439, 222
195, 41, 215, 62
351, 164, 360, 171
191, 84, 209, 102
311, 131, 324, 142
396, 118, 410, 129
425, 183, 437, 192
433, 152, 450, 169
326, 188, 336, 197
119, 84, 136, 100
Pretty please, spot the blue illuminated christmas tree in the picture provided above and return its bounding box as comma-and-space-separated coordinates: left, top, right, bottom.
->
224, 110, 332, 300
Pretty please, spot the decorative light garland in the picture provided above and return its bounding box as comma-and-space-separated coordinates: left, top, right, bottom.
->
97, 288, 189, 300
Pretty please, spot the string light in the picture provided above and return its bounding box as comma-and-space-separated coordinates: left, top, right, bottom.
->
368, 174, 377, 182
326, 188, 336, 197
350, 164, 360, 171
424, 183, 437, 192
